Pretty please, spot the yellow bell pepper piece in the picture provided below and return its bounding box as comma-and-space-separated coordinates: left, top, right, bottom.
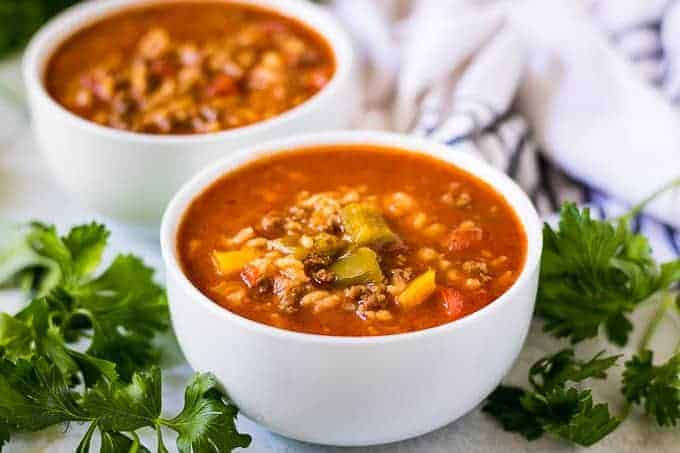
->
397, 269, 437, 309
212, 249, 260, 277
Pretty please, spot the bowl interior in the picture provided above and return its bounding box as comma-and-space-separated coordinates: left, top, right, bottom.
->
160, 131, 543, 343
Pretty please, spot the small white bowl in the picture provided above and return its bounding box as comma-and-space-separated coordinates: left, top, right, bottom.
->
23, 0, 357, 227
161, 131, 543, 446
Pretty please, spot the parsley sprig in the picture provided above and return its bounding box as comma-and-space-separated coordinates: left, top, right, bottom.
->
0, 358, 251, 452
483, 349, 621, 446
0, 222, 251, 451
485, 178, 680, 446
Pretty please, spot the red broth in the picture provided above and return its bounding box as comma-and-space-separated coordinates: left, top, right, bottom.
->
45, 2, 335, 134
178, 146, 527, 336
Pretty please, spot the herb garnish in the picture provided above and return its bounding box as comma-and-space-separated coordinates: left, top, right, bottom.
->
0, 222, 251, 451
0, 1, 82, 59
485, 178, 680, 446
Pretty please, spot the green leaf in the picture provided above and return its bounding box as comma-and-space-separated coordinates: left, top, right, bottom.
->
0, 421, 9, 449
623, 350, 680, 427
164, 373, 252, 453
0, 314, 33, 360
0, 1, 82, 59
537, 203, 676, 345
82, 367, 162, 432
62, 223, 109, 279
0, 358, 87, 432
67, 350, 118, 387
25, 223, 75, 286
76, 255, 169, 380
522, 387, 620, 446
528, 349, 620, 392
0, 223, 61, 296
75, 422, 98, 453
100, 431, 150, 453
484, 349, 620, 446
482, 386, 543, 440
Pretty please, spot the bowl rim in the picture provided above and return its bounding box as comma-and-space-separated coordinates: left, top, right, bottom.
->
161, 131, 544, 345
22, 0, 354, 145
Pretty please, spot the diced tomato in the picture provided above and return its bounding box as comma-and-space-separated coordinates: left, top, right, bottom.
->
440, 288, 465, 319
149, 59, 177, 77
447, 227, 483, 252
205, 73, 237, 97
240, 264, 261, 288
259, 20, 287, 33
304, 68, 330, 90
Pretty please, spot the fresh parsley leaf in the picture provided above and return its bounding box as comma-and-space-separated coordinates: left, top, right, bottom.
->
0, 223, 60, 296
528, 349, 620, 392
0, 358, 88, 433
0, 220, 250, 450
0, 1, 82, 59
72, 254, 169, 380
0, 423, 9, 449
538, 203, 680, 345
482, 386, 543, 440
522, 387, 620, 446
0, 221, 109, 296
484, 349, 620, 446
623, 350, 680, 427
62, 223, 109, 280
99, 431, 150, 453
0, 358, 249, 452
164, 372, 252, 453
0, 222, 169, 381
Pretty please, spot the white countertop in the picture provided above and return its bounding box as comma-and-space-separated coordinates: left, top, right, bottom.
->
1, 59, 679, 453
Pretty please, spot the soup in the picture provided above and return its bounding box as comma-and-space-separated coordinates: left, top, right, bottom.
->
177, 146, 527, 336
45, 1, 335, 134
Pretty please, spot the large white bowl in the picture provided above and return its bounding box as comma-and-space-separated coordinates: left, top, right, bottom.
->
160, 131, 543, 446
23, 0, 357, 227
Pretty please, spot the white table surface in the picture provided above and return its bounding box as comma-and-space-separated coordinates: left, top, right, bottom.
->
1, 58, 679, 452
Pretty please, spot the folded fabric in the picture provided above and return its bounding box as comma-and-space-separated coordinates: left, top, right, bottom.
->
514, 0, 680, 232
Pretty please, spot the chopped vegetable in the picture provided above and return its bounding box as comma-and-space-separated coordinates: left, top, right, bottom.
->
330, 247, 383, 287
212, 249, 260, 277
341, 203, 399, 247
311, 233, 348, 257
447, 226, 483, 252
270, 233, 346, 260
398, 269, 437, 309
269, 236, 307, 259
440, 288, 465, 319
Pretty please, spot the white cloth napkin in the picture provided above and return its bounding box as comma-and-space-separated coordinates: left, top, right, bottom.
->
332, 0, 680, 260
514, 0, 680, 234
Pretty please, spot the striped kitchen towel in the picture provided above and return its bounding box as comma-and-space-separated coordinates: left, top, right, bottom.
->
332, 0, 680, 260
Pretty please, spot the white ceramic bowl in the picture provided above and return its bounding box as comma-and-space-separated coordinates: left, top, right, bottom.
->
161, 131, 542, 446
23, 0, 357, 227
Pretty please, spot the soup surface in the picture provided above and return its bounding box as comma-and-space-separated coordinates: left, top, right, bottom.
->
46, 1, 335, 134
178, 146, 527, 336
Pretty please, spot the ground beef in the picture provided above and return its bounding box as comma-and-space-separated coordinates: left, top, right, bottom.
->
275, 283, 306, 313
311, 268, 336, 287
303, 252, 332, 272
345, 283, 388, 314
260, 211, 285, 237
